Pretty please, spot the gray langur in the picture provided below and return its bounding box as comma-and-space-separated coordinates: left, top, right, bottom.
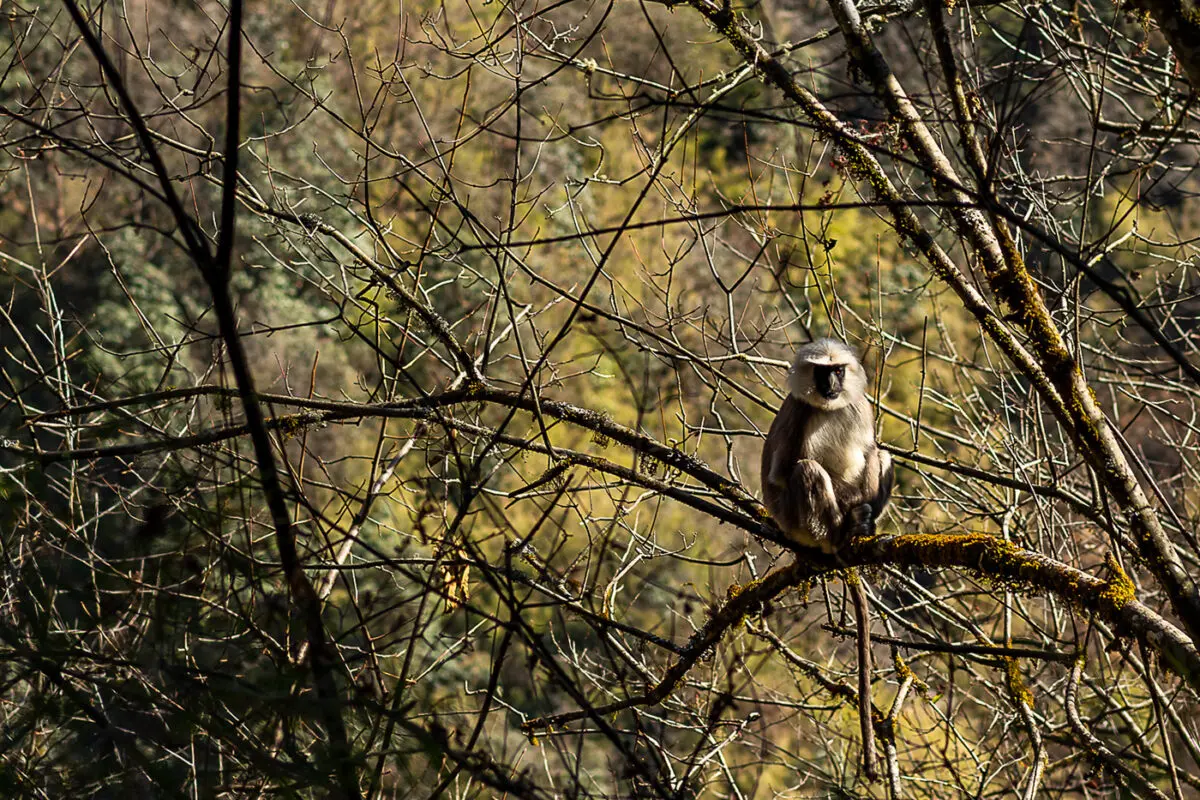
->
760, 338, 894, 550
760, 338, 894, 782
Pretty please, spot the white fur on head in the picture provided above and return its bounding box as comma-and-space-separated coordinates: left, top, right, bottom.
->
787, 338, 867, 410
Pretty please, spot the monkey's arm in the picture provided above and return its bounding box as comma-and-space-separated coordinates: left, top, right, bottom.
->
762, 396, 801, 488
761, 397, 845, 548
764, 460, 843, 551
871, 449, 894, 520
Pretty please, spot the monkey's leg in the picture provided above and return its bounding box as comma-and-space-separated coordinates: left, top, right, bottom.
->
841, 503, 876, 544
840, 450, 893, 544
785, 459, 842, 551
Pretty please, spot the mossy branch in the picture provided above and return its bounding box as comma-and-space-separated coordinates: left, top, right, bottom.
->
524, 533, 1200, 733
862, 534, 1200, 691
825, 0, 1200, 645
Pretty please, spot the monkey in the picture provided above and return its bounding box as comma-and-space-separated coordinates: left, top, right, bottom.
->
760, 338, 893, 550
760, 337, 894, 782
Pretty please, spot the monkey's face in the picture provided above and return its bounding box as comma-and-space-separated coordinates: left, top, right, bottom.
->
787, 348, 867, 411
813, 364, 846, 400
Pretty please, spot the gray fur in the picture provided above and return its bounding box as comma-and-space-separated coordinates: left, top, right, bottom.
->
762, 339, 893, 551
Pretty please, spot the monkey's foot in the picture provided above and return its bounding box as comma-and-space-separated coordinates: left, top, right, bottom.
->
841, 503, 875, 544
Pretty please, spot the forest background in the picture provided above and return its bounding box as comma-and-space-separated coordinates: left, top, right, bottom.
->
3, 0, 1200, 796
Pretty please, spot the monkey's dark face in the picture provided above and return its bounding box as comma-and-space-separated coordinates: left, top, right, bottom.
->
787, 339, 867, 411
813, 364, 846, 400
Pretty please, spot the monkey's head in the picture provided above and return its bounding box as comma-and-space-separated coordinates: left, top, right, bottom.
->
787, 338, 867, 411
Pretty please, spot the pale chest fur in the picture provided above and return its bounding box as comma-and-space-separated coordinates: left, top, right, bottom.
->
801, 403, 873, 484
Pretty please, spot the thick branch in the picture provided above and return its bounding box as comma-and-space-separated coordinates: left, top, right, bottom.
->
524, 534, 1200, 732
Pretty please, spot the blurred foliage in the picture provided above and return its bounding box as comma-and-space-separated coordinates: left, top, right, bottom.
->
3, 0, 1200, 795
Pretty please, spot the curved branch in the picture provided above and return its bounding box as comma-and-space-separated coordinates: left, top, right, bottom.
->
21, 389, 1200, 692
15, 386, 773, 534
524, 534, 1200, 731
